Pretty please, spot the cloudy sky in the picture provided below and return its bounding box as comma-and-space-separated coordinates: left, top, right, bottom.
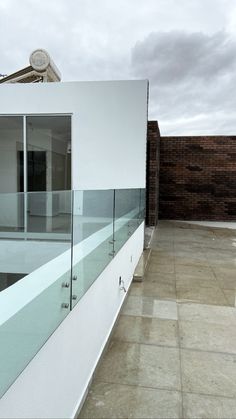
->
1, 0, 236, 135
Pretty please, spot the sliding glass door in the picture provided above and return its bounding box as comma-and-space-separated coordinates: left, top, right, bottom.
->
0, 115, 72, 234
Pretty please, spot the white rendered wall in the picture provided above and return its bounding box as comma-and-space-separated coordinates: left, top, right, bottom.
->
0, 223, 144, 419
0, 81, 148, 190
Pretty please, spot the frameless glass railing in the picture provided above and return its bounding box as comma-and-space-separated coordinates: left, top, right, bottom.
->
0, 190, 72, 399
0, 188, 145, 398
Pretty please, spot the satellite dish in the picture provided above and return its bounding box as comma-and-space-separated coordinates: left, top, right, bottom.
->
30, 49, 50, 72
29, 49, 61, 81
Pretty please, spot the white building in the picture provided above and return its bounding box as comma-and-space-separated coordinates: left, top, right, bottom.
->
0, 53, 148, 418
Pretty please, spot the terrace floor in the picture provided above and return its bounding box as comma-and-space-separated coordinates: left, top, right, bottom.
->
79, 220, 236, 419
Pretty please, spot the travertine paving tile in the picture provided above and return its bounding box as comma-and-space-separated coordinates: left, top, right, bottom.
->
176, 273, 218, 289
174, 257, 209, 267
147, 263, 175, 274
223, 289, 236, 307
178, 302, 236, 325
122, 295, 178, 320
144, 271, 175, 284
183, 392, 236, 419
177, 285, 228, 306
113, 315, 178, 347
175, 265, 214, 279
129, 281, 176, 300
179, 319, 236, 354
149, 254, 175, 264
181, 349, 236, 397
95, 341, 181, 391
79, 382, 182, 419
213, 266, 236, 279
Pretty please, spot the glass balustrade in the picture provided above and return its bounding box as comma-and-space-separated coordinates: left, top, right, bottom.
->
0, 188, 145, 399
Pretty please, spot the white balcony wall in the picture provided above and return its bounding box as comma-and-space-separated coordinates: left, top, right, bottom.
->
0, 80, 148, 190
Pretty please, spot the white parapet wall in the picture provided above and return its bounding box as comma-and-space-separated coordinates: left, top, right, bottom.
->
0, 222, 144, 419
0, 80, 148, 191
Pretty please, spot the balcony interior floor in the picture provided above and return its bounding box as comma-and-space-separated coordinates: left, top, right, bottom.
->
79, 220, 236, 419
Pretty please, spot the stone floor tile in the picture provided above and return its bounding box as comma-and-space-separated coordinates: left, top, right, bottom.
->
175, 265, 215, 279
149, 257, 175, 266
95, 341, 181, 391
208, 260, 236, 270
173, 242, 203, 251
213, 266, 236, 279
183, 392, 236, 419
121, 295, 143, 317
178, 302, 236, 325
218, 277, 236, 290
173, 247, 205, 255
181, 349, 236, 397
223, 289, 236, 307
177, 285, 229, 306
144, 272, 176, 284
147, 263, 175, 274
79, 382, 182, 419
174, 257, 209, 267
179, 319, 236, 354
206, 254, 236, 265
129, 281, 176, 300
113, 315, 178, 347
122, 295, 178, 320
176, 274, 218, 289
151, 242, 174, 251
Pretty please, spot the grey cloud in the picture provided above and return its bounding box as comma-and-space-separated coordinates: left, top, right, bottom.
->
1, 0, 236, 135
132, 31, 236, 84
131, 31, 236, 134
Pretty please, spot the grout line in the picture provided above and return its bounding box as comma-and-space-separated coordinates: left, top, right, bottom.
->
112, 337, 179, 350
179, 345, 236, 357
94, 378, 182, 394
174, 244, 184, 419
182, 389, 236, 401
209, 263, 233, 307
93, 379, 236, 402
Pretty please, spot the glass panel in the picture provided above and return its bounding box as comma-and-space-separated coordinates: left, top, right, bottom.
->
0, 192, 24, 234
71, 190, 114, 307
114, 189, 144, 253
140, 188, 146, 222
26, 116, 71, 192
0, 191, 72, 287
0, 116, 23, 193
0, 190, 72, 398
0, 268, 71, 398
27, 190, 72, 238
0, 188, 145, 399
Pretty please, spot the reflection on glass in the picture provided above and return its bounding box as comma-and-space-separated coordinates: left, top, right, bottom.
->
71, 190, 114, 307
114, 189, 141, 253
0, 193, 24, 233
26, 116, 71, 192
0, 116, 23, 193
27, 191, 72, 235
0, 272, 26, 292
0, 117, 24, 232
0, 269, 71, 398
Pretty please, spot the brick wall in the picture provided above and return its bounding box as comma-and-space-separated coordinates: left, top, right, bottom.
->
159, 136, 236, 220
146, 121, 160, 226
